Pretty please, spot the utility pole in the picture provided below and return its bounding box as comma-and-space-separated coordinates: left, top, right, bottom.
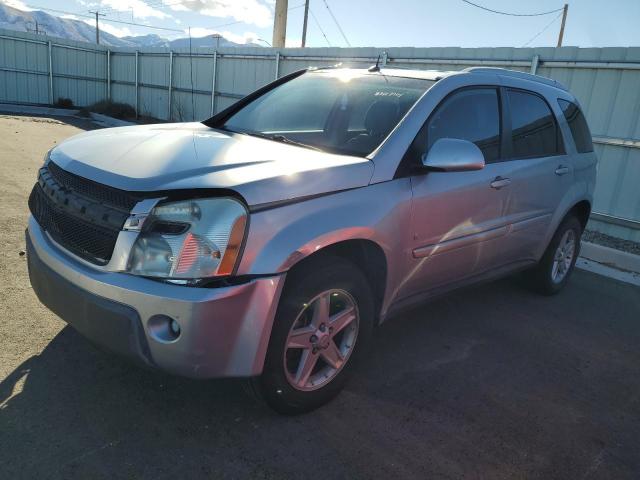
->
89, 11, 106, 45
272, 0, 288, 48
557, 3, 568, 47
301, 0, 310, 47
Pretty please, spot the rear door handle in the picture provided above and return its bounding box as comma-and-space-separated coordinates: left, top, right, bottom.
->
555, 165, 570, 176
490, 176, 511, 189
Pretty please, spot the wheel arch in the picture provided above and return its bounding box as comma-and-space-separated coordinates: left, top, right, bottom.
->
566, 199, 592, 231
284, 238, 388, 324
537, 198, 592, 260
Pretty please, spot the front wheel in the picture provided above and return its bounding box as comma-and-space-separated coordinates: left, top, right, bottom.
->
525, 215, 582, 295
252, 256, 374, 414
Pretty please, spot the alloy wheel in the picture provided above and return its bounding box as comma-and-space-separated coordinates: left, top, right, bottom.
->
283, 289, 359, 391
551, 229, 576, 284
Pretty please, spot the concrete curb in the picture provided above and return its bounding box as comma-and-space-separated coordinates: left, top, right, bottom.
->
577, 241, 640, 287
576, 258, 640, 287
580, 241, 640, 274
0, 103, 135, 128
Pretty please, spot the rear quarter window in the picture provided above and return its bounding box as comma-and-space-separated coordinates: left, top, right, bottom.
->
558, 99, 594, 153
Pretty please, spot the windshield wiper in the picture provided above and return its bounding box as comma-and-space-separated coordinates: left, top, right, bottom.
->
230, 129, 323, 152
267, 134, 324, 152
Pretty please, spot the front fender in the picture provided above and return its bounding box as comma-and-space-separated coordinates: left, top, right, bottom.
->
236, 179, 414, 308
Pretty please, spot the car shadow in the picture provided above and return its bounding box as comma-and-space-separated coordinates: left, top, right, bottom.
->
1, 272, 639, 479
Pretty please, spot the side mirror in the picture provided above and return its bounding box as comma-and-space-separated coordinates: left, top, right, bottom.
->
422, 138, 485, 172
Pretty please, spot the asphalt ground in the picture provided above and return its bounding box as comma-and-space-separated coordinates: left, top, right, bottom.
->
1, 113, 639, 479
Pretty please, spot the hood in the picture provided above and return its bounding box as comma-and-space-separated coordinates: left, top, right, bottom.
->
49, 123, 374, 206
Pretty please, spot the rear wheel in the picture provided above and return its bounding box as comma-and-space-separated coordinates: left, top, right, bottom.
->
525, 216, 582, 295
252, 256, 374, 414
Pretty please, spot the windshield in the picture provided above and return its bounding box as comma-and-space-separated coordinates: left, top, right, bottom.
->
220, 71, 434, 156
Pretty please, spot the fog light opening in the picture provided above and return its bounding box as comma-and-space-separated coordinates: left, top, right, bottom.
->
148, 314, 181, 343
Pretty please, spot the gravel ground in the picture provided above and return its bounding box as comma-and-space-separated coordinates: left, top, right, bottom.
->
1, 114, 640, 480
583, 230, 640, 256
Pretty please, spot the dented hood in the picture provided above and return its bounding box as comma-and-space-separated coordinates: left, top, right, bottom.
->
49, 122, 374, 206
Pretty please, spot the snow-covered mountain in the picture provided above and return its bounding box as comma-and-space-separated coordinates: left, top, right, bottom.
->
0, 3, 258, 49
121, 34, 169, 48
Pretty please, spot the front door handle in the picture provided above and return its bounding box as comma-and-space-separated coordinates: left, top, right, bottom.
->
490, 176, 511, 189
555, 165, 570, 176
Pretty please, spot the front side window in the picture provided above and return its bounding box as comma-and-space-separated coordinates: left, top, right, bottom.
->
507, 89, 560, 159
220, 71, 434, 156
558, 99, 594, 153
426, 88, 501, 163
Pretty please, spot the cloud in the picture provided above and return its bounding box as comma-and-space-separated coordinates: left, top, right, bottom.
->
98, 0, 171, 19
83, 18, 133, 37
222, 30, 260, 45
1, 0, 33, 10
187, 27, 260, 45
178, 1, 272, 28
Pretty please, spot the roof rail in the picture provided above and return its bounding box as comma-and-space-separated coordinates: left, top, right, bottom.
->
463, 67, 568, 91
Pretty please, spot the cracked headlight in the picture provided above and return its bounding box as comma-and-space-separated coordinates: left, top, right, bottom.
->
127, 197, 247, 280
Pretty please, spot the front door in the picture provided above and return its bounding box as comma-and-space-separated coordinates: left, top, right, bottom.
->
397, 87, 514, 300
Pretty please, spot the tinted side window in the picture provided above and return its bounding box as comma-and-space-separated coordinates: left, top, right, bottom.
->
427, 88, 501, 163
558, 99, 594, 153
507, 90, 559, 158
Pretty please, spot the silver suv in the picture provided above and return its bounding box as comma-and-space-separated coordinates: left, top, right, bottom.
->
27, 67, 597, 413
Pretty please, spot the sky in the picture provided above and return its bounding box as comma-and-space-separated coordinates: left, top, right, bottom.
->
4, 0, 640, 47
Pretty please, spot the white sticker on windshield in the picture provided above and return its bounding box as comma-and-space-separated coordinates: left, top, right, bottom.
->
374, 91, 404, 98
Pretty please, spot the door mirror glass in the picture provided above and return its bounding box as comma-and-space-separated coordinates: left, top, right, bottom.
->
422, 138, 485, 172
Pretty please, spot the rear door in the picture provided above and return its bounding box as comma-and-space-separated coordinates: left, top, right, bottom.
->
496, 87, 572, 263
399, 87, 515, 299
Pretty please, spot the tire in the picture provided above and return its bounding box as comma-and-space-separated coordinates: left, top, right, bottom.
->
251, 255, 374, 414
525, 215, 583, 295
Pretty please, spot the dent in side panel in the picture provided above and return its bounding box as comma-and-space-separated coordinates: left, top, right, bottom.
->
237, 179, 414, 317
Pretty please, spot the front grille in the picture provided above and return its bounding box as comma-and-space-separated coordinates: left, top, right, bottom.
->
29, 185, 119, 264
48, 161, 141, 211
28, 162, 138, 265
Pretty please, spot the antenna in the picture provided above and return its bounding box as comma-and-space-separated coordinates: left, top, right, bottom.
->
368, 54, 381, 72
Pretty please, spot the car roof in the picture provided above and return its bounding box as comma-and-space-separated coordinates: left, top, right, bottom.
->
311, 66, 568, 92
311, 66, 455, 81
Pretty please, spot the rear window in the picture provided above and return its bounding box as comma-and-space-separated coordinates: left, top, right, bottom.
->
558, 99, 594, 153
507, 89, 561, 159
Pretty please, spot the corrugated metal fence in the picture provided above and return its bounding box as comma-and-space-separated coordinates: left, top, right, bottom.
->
1, 28, 639, 241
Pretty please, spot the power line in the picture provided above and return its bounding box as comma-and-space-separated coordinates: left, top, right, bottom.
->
79, 1, 307, 34
321, 0, 350, 46
309, 8, 331, 46
79, 0, 185, 19
460, 0, 564, 17
26, 1, 311, 42
25, 4, 184, 32
522, 11, 564, 47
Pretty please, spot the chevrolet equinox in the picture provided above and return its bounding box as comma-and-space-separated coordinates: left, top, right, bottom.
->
27, 66, 597, 413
